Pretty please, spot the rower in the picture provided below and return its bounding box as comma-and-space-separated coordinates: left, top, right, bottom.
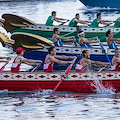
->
45, 11, 69, 26
11, 47, 42, 73
52, 28, 76, 46
78, 30, 100, 47
90, 13, 113, 27
68, 13, 90, 27
111, 48, 120, 71
106, 30, 120, 49
75, 50, 110, 72
43, 46, 76, 72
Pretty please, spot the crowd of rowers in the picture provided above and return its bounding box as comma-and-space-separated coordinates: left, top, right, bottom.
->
46, 11, 120, 49
1, 46, 120, 73
1, 11, 120, 73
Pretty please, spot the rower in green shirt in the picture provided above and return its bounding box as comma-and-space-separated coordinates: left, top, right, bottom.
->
68, 13, 91, 27
114, 17, 120, 27
45, 11, 69, 26
90, 13, 113, 27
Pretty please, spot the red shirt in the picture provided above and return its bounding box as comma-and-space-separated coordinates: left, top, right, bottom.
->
111, 56, 120, 71
75, 58, 87, 73
11, 56, 21, 73
44, 55, 54, 72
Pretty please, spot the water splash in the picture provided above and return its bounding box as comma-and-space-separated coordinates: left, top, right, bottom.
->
31, 89, 52, 97
91, 79, 116, 94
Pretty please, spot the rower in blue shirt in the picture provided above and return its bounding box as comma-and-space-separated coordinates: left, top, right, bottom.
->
78, 30, 100, 48
106, 30, 120, 49
52, 28, 76, 46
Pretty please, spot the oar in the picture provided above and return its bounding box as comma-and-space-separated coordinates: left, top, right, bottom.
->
0, 62, 8, 72
52, 59, 76, 94
58, 20, 69, 26
99, 41, 111, 63
61, 30, 77, 37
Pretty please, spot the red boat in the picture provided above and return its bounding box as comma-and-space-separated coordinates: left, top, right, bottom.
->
0, 71, 120, 93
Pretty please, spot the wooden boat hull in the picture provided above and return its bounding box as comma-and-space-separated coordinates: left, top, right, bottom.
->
24, 46, 114, 71
80, 0, 120, 8
2, 13, 120, 42
0, 71, 120, 93
10, 25, 120, 42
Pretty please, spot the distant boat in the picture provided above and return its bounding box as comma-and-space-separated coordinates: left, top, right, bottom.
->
79, 0, 120, 8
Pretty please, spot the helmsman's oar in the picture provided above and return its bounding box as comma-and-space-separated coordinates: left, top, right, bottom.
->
0, 62, 8, 72
52, 59, 76, 94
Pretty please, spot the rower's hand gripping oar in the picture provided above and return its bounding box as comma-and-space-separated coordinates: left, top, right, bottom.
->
52, 59, 76, 94
58, 20, 69, 26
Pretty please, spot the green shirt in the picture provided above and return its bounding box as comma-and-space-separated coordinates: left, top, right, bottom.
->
45, 15, 53, 26
90, 18, 99, 27
114, 17, 120, 27
68, 17, 77, 27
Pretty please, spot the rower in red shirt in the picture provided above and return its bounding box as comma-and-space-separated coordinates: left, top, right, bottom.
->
75, 50, 110, 72
111, 48, 120, 71
11, 47, 42, 73
44, 46, 76, 72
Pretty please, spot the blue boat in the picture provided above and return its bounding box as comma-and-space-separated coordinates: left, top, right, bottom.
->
79, 0, 120, 8
24, 45, 114, 71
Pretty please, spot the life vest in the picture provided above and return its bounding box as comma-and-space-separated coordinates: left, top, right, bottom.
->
111, 56, 120, 71
44, 55, 54, 72
75, 58, 87, 73
11, 56, 21, 73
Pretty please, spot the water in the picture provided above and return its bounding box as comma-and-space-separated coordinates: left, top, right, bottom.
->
0, 0, 120, 119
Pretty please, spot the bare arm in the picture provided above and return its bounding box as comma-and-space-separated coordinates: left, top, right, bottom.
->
109, 37, 120, 41
49, 56, 75, 64
75, 19, 90, 25
89, 60, 110, 67
55, 55, 76, 60
54, 17, 69, 22
80, 38, 99, 44
54, 34, 76, 42
88, 37, 98, 41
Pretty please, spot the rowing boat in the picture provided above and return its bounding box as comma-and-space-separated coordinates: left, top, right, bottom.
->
1, 13, 120, 42
0, 71, 119, 93
79, 0, 120, 8
0, 30, 115, 70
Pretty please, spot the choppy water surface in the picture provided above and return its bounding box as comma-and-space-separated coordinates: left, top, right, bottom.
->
0, 90, 120, 120
1, 0, 120, 119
